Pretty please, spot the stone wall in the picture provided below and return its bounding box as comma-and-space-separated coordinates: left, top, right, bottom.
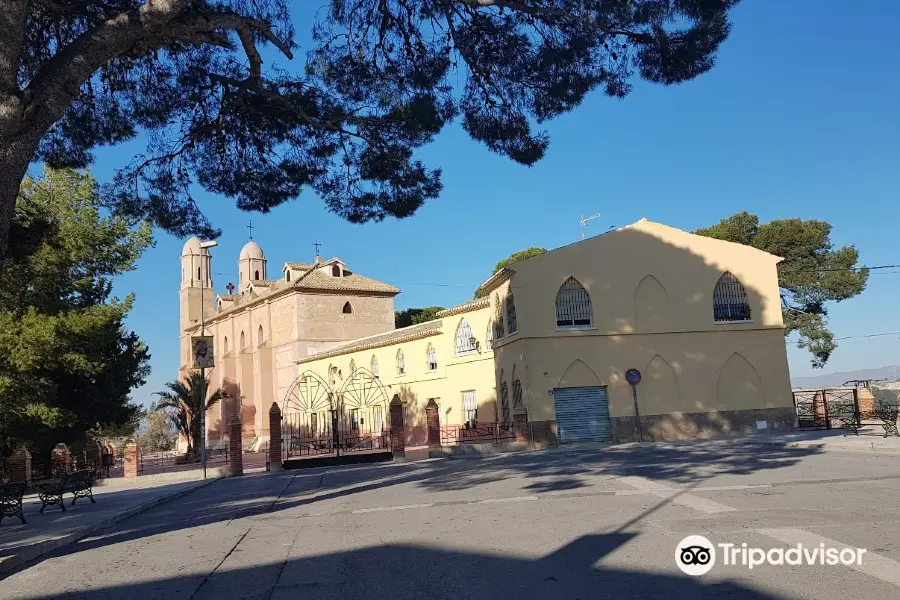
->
611, 406, 797, 443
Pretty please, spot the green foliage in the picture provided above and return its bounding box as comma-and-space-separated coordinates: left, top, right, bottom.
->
0, 168, 151, 458
395, 306, 446, 329
2, 0, 741, 243
137, 411, 177, 453
474, 247, 548, 298
153, 372, 229, 459
696, 212, 868, 368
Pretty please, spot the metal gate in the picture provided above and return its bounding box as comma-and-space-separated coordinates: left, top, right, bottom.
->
552, 386, 612, 443
281, 368, 391, 459
792, 388, 859, 430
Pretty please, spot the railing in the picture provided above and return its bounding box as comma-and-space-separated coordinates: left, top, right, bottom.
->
440, 422, 521, 445
138, 447, 228, 474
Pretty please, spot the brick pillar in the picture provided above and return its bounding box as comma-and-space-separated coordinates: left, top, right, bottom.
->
390, 396, 405, 453
123, 442, 139, 477
269, 403, 283, 472
85, 441, 102, 471
425, 399, 441, 449
51, 443, 70, 475
513, 412, 529, 443
8, 447, 32, 484
230, 414, 244, 476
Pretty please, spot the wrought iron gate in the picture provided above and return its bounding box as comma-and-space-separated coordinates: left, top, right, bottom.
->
792, 388, 859, 430
281, 368, 391, 459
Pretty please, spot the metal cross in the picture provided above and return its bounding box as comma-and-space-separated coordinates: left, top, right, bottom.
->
226, 282, 235, 295
314, 239, 321, 257
247, 220, 254, 240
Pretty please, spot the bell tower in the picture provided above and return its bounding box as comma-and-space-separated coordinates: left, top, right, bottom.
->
179, 237, 215, 371
238, 240, 267, 289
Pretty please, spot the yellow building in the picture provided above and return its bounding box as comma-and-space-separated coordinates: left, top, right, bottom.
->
289, 218, 796, 446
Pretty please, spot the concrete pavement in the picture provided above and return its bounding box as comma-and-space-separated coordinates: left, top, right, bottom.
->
2, 440, 900, 599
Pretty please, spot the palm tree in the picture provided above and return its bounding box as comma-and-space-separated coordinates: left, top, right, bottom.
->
153, 372, 229, 460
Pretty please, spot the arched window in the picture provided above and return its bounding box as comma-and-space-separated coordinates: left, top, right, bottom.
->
486, 320, 494, 349
713, 272, 751, 322
240, 331, 245, 350
511, 365, 523, 408
224, 336, 229, 355
426, 343, 437, 371
396, 349, 406, 375
494, 294, 505, 339
499, 373, 510, 423
257, 324, 264, 347
343, 301, 353, 314
328, 363, 336, 385
197, 267, 201, 280
349, 359, 357, 376
240, 272, 244, 282
371, 355, 380, 378
286, 271, 291, 282
254, 270, 260, 280
455, 319, 477, 354
332, 264, 341, 277
556, 277, 592, 328
506, 292, 517, 333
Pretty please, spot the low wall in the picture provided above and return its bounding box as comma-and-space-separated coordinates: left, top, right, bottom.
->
612, 407, 797, 443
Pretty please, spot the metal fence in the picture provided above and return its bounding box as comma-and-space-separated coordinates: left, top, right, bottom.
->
439, 422, 520, 445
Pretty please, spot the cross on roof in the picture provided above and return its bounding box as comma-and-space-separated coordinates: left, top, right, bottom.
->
226, 282, 235, 294
247, 220, 254, 240
314, 239, 321, 257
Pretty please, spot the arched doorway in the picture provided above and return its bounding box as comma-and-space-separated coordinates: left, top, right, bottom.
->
336, 367, 391, 452
282, 371, 334, 457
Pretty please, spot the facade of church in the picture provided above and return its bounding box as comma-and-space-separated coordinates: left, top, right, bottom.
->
179, 218, 797, 449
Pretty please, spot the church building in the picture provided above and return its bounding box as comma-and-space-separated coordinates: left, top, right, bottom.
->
179, 218, 797, 451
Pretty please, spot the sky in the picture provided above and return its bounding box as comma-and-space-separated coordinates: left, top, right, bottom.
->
84, 0, 900, 406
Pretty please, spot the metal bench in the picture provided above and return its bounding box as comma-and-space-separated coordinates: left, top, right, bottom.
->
0, 482, 27, 525
38, 468, 96, 513
876, 407, 899, 438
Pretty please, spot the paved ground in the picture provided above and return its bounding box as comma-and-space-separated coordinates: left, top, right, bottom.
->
2, 438, 900, 599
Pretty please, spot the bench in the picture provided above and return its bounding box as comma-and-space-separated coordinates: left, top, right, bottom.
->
832, 415, 862, 436
38, 468, 96, 513
876, 407, 899, 438
0, 482, 27, 525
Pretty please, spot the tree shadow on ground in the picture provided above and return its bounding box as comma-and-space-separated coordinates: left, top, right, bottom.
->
5, 441, 820, 570
8, 533, 786, 600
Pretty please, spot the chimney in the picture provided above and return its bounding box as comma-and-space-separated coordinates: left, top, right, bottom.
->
315, 256, 322, 264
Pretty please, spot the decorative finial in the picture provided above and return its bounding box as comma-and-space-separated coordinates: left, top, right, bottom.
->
226, 282, 235, 295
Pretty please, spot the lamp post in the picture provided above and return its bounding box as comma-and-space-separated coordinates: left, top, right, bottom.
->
198, 240, 218, 479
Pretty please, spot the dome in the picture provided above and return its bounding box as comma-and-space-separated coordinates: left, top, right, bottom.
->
239, 240, 265, 260
182, 237, 202, 256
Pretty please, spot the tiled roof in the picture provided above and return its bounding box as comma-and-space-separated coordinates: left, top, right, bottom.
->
297, 320, 443, 364
478, 267, 515, 295
436, 296, 491, 318
218, 294, 240, 301
292, 268, 399, 294
250, 280, 279, 287
284, 262, 315, 270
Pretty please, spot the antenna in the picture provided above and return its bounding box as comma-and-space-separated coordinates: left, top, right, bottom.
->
579, 213, 602, 239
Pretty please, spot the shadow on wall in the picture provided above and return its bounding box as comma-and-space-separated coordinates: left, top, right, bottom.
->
503, 224, 793, 441
395, 384, 427, 446
16, 534, 787, 600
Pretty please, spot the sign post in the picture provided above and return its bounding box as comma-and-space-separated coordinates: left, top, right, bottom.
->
625, 368, 643, 442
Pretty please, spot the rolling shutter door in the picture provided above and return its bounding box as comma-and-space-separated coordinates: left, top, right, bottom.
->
553, 387, 611, 443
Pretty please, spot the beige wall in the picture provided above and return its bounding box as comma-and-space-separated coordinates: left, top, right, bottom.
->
293, 305, 497, 446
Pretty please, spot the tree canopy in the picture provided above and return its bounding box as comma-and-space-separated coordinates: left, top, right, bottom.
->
474, 247, 547, 298
0, 168, 151, 458
0, 0, 742, 266
395, 306, 446, 329
695, 212, 868, 368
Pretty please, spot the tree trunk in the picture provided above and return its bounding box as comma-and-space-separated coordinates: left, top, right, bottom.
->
0, 134, 41, 272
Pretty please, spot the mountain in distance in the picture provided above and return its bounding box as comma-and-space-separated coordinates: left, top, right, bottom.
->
791, 365, 900, 389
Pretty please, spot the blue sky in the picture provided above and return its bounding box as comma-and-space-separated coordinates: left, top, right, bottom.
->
87, 0, 899, 405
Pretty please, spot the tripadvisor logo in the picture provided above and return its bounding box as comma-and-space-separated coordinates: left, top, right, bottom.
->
676, 535, 867, 575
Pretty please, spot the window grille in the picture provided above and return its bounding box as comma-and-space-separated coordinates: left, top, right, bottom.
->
513, 379, 523, 408
426, 344, 438, 371
455, 319, 477, 354
500, 381, 510, 422
371, 355, 380, 378
713, 272, 751, 322
506, 292, 517, 333
494, 294, 505, 339
486, 320, 494, 348
397, 350, 406, 375
556, 277, 592, 328
463, 391, 477, 427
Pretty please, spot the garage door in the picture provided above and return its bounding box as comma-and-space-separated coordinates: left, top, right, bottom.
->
553, 386, 612, 443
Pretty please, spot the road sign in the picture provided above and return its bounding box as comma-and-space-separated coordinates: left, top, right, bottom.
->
626, 368, 641, 385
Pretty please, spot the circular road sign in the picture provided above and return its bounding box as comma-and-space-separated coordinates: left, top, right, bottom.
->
625, 368, 642, 385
